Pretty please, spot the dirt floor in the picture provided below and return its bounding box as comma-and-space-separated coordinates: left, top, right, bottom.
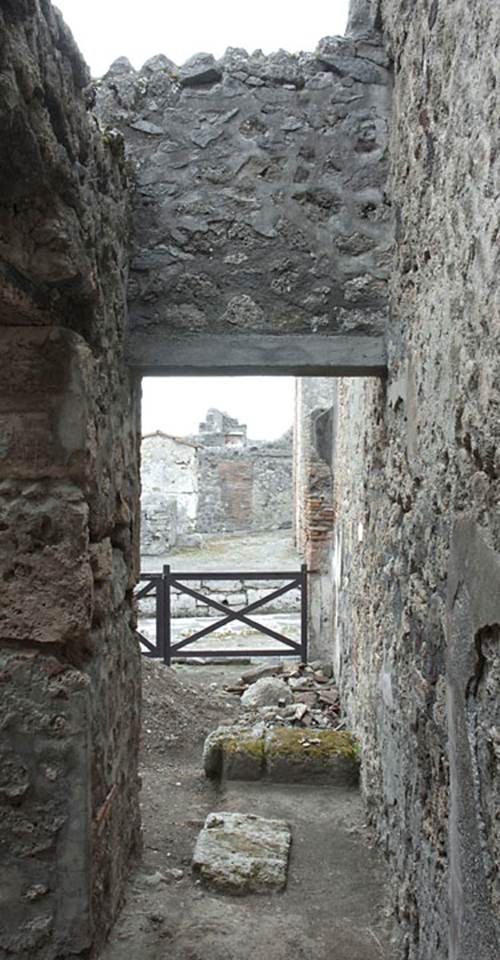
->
100, 658, 397, 959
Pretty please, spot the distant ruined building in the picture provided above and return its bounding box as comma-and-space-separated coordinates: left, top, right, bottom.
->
140, 409, 293, 554
0, 1, 498, 959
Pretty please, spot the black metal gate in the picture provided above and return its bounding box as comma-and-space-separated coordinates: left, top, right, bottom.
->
135, 565, 308, 665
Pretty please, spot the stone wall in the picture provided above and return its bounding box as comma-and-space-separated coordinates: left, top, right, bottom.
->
3, 2, 499, 958
196, 428, 293, 536
140, 412, 294, 549
94, 36, 392, 369
141, 432, 199, 554
0, 3, 141, 957
294, 379, 337, 658
332, 2, 500, 958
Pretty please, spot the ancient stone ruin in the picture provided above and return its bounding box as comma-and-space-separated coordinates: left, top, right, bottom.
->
0, 1, 499, 958
140, 408, 293, 553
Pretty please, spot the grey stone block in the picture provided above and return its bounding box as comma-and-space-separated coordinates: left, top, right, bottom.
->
192, 812, 291, 894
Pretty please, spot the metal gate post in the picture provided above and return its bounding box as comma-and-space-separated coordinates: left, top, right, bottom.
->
155, 575, 164, 660
300, 563, 308, 664
163, 564, 171, 666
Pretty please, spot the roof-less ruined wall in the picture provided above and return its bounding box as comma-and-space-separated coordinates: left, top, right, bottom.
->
95, 38, 392, 372
0, 2, 141, 956
333, 2, 500, 958
195, 430, 293, 536
141, 433, 199, 554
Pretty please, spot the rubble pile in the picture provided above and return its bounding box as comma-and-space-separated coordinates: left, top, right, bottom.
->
226, 659, 343, 730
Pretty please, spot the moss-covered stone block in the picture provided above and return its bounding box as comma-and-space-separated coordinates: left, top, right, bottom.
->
265, 728, 360, 785
203, 725, 266, 781
203, 725, 360, 786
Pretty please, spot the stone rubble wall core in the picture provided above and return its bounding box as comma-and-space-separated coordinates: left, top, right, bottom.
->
0, 2, 141, 957
326, 2, 500, 958
94, 36, 393, 369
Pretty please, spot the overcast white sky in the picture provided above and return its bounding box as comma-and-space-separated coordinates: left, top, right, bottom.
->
55, 1, 349, 440
142, 377, 296, 441
55, 1, 350, 75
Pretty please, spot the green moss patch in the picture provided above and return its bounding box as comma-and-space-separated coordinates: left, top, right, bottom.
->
224, 731, 266, 762
265, 728, 360, 765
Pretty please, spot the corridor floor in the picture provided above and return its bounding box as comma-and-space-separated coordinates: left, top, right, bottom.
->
100, 661, 396, 960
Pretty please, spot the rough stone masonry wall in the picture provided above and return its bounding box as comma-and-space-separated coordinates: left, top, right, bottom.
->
94, 36, 392, 362
141, 433, 199, 554
196, 432, 293, 536
0, 3, 141, 957
334, 2, 500, 958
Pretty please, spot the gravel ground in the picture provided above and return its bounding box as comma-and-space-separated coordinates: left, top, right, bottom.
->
141, 529, 300, 574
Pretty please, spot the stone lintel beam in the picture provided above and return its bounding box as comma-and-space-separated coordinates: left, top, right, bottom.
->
127, 333, 387, 378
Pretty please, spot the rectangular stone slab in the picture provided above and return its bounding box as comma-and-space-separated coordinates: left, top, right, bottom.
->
203, 725, 360, 786
192, 811, 291, 894
127, 332, 387, 376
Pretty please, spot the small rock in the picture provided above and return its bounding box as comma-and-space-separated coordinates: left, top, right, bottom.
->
318, 689, 338, 706
142, 871, 166, 887
309, 660, 334, 678
140, 53, 176, 74
299, 691, 319, 707
313, 671, 330, 684
240, 662, 283, 685
178, 53, 222, 87
293, 703, 309, 721
283, 664, 302, 678
240, 677, 293, 708
129, 119, 164, 136
165, 868, 184, 881
25, 884, 49, 901
289, 676, 313, 691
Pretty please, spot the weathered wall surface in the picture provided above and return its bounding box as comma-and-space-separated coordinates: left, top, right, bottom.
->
333, 2, 500, 958
94, 39, 392, 368
0, 2, 141, 956
140, 414, 293, 552
141, 432, 199, 554
196, 431, 293, 536
294, 379, 337, 659
294, 379, 336, 558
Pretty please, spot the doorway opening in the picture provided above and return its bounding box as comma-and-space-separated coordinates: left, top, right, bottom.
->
137, 375, 305, 664
100, 371, 393, 960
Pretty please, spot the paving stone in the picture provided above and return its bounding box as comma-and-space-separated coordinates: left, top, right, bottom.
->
192, 812, 291, 894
